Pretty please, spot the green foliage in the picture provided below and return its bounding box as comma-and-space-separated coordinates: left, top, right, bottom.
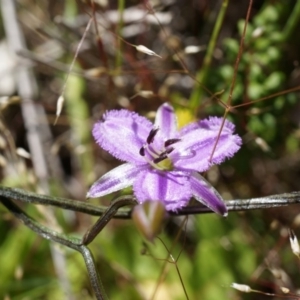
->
1, 1, 300, 300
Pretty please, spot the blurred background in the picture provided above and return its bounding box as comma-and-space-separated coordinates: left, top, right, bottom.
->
0, 0, 300, 299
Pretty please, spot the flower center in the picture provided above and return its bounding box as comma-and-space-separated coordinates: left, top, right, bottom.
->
155, 157, 173, 170
139, 127, 180, 171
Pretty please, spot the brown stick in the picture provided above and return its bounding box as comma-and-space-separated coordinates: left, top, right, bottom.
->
1, 0, 62, 187
1, 0, 71, 297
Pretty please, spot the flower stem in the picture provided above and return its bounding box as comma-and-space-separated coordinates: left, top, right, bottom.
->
189, 0, 229, 111
115, 0, 125, 71
0, 197, 108, 299
282, 1, 300, 41
82, 197, 136, 245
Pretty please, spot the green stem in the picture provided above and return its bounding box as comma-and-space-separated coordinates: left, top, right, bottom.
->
80, 246, 108, 300
189, 0, 229, 111
282, 1, 300, 41
1, 186, 300, 217
0, 197, 108, 300
115, 0, 125, 71
175, 192, 300, 215
82, 197, 136, 245
65, 74, 94, 186
0, 186, 132, 218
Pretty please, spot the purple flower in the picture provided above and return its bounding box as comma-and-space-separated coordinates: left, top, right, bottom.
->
87, 103, 242, 216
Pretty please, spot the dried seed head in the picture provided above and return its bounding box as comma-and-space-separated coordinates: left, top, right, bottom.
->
255, 137, 270, 152
252, 27, 264, 38
184, 45, 205, 54
289, 230, 300, 257
0, 154, 7, 167
137, 90, 154, 98
54, 95, 64, 125
84, 67, 106, 78
231, 283, 252, 293
293, 213, 300, 227
135, 45, 162, 58
16, 148, 31, 159
280, 287, 290, 294
0, 135, 6, 149
130, 90, 154, 100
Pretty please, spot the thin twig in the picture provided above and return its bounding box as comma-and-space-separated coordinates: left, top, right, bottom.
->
175, 192, 300, 215
82, 197, 137, 245
1, 186, 300, 218
0, 186, 132, 217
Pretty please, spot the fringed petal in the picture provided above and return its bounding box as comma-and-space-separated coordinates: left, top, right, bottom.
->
87, 163, 146, 198
92, 109, 152, 164
190, 172, 227, 216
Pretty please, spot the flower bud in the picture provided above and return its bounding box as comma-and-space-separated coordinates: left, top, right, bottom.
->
132, 200, 166, 242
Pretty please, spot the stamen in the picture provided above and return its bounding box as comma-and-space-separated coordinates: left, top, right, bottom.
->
147, 127, 159, 144
148, 144, 159, 156
140, 126, 175, 171
139, 146, 145, 156
153, 154, 168, 164
164, 138, 181, 147
165, 147, 174, 154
